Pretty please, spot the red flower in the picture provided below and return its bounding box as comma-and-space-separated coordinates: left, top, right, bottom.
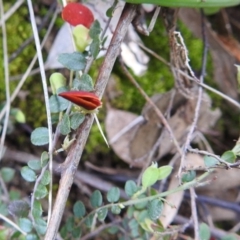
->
62, 3, 94, 28
58, 91, 102, 111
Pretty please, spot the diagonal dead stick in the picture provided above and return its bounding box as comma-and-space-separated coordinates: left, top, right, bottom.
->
44, 4, 137, 240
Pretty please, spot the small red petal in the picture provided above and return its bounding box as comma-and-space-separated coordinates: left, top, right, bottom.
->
62, 3, 94, 28
59, 91, 102, 110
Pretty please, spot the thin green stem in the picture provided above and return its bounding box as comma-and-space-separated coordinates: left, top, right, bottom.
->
79, 171, 210, 227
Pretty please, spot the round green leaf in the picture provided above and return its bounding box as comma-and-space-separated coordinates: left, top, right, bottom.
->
129, 219, 139, 238
21, 166, 36, 182
142, 166, 159, 188
107, 187, 120, 203
204, 155, 219, 168
14, 109, 26, 123
111, 205, 121, 215
32, 200, 42, 219
89, 20, 101, 39
19, 218, 32, 233
60, 114, 71, 135
70, 112, 85, 130
221, 151, 236, 163
34, 217, 47, 235
73, 201, 86, 218
90, 38, 100, 59
34, 184, 48, 199
73, 25, 91, 52
25, 234, 38, 240
28, 160, 41, 171
124, 180, 138, 197
90, 190, 102, 208
66, 216, 74, 231
0, 167, 15, 182
49, 95, 69, 113
72, 227, 81, 238
147, 199, 163, 221
85, 214, 94, 228
97, 208, 108, 222
199, 222, 210, 240
31, 127, 49, 146
40, 170, 51, 185
182, 170, 196, 183
58, 52, 86, 71
79, 74, 94, 91
157, 166, 173, 180
41, 151, 49, 167
49, 73, 66, 94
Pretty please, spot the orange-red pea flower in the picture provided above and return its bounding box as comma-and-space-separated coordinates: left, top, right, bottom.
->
58, 91, 102, 111
62, 3, 94, 28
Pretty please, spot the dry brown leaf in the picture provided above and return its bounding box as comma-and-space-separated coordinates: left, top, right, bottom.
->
159, 175, 184, 228
129, 90, 220, 164
105, 107, 143, 167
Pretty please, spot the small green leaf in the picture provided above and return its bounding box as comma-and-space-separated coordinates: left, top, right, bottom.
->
137, 210, 148, 222
90, 38, 100, 59
204, 155, 219, 168
125, 180, 138, 197
85, 214, 94, 228
134, 195, 148, 210
199, 222, 210, 240
97, 208, 108, 222
73, 201, 86, 218
21, 166, 36, 182
221, 151, 236, 163
28, 160, 41, 171
107, 226, 119, 234
60, 114, 71, 135
49, 73, 66, 94
72, 227, 81, 238
40, 170, 51, 185
41, 151, 49, 167
8, 200, 29, 218
111, 205, 121, 214
25, 234, 38, 240
0, 202, 8, 215
157, 166, 173, 180
58, 52, 86, 71
76, 73, 94, 91
70, 112, 85, 130
142, 164, 159, 188
14, 109, 26, 123
106, 6, 115, 17
73, 25, 91, 52
129, 218, 139, 237
107, 187, 120, 203
32, 200, 42, 219
147, 199, 163, 221
34, 184, 48, 199
90, 190, 102, 208
19, 218, 32, 233
66, 216, 74, 231
31, 127, 49, 146
89, 20, 101, 39
0, 167, 15, 182
34, 217, 47, 235
60, 225, 68, 239
232, 141, 240, 156
182, 170, 196, 183
49, 95, 69, 113
9, 190, 21, 200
